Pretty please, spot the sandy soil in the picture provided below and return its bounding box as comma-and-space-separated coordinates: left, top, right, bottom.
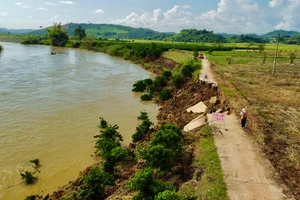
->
201, 57, 294, 200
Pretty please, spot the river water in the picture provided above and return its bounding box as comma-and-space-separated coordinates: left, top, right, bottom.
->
0, 42, 158, 199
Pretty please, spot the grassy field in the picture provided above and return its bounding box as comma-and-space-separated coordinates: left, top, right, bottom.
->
205, 46, 300, 198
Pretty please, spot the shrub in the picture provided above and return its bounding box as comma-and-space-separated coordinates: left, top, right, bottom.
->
137, 111, 149, 120
162, 70, 172, 78
19, 170, 37, 184
94, 124, 123, 158
160, 89, 172, 101
182, 64, 193, 77
132, 80, 147, 92
127, 168, 175, 200
141, 144, 175, 171
99, 117, 108, 129
155, 190, 185, 200
153, 76, 168, 92
79, 167, 114, 199
172, 75, 184, 89
30, 159, 40, 168
132, 112, 154, 142
140, 93, 153, 101
151, 124, 183, 153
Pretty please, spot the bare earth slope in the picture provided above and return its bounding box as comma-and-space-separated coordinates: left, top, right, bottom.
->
201, 57, 294, 200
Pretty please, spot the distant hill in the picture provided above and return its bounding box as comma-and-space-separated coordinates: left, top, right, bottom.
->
25, 23, 175, 40
168, 29, 226, 43
0, 28, 35, 34
261, 30, 300, 39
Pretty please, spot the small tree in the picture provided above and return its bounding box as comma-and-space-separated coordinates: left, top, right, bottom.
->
127, 168, 175, 200
172, 75, 184, 89
262, 52, 267, 64
193, 49, 199, 60
19, 170, 37, 184
47, 22, 69, 46
141, 144, 175, 171
290, 52, 296, 64
79, 167, 114, 199
74, 26, 86, 40
132, 112, 153, 142
160, 89, 172, 101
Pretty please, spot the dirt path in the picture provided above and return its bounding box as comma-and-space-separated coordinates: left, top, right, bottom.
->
201, 57, 294, 200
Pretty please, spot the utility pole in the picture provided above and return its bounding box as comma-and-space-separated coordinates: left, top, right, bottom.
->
272, 33, 280, 75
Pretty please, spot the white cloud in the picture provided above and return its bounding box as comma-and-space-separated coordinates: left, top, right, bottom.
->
15, 2, 31, 9
197, 0, 269, 34
275, 0, 300, 30
38, 7, 48, 11
59, 1, 75, 5
28, 16, 32, 19
49, 15, 59, 22
94, 9, 104, 14
269, 0, 283, 7
0, 12, 8, 17
114, 5, 193, 31
182, 5, 191, 9
45, 2, 57, 6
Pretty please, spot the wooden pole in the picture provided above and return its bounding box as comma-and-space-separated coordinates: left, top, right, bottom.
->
272, 33, 280, 75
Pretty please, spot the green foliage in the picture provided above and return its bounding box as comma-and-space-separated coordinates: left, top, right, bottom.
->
21, 36, 43, 44
140, 93, 153, 101
182, 64, 194, 77
153, 76, 167, 92
160, 89, 172, 101
94, 124, 123, 158
99, 117, 108, 129
19, 170, 37, 184
132, 78, 153, 92
151, 124, 183, 153
193, 49, 199, 60
141, 144, 175, 171
132, 112, 153, 142
155, 190, 185, 200
46, 22, 69, 46
79, 167, 114, 200
137, 111, 149, 120
162, 70, 172, 78
290, 52, 296, 63
172, 75, 184, 89
128, 168, 175, 200
74, 26, 86, 40
0, 44, 2, 52
169, 29, 226, 43
140, 124, 183, 171
30, 159, 40, 168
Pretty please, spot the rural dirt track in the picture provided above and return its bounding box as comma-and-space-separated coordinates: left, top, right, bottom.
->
201, 57, 294, 200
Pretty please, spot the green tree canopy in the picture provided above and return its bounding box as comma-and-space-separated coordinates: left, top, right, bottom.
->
74, 26, 86, 40
47, 22, 69, 46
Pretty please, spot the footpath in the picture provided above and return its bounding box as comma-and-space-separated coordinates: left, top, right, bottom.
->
199, 56, 293, 200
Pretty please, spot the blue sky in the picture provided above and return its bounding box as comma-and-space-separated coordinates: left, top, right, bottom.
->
0, 0, 300, 34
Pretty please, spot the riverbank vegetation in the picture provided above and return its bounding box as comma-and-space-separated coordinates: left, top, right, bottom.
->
11, 23, 298, 199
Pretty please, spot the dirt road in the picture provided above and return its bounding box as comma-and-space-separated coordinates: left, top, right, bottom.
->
201, 57, 294, 200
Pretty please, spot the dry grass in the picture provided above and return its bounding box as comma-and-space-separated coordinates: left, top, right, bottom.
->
206, 48, 300, 198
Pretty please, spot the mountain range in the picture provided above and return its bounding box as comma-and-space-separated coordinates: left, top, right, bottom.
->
1, 23, 299, 43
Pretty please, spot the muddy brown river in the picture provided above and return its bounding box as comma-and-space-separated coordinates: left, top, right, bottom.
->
0, 42, 158, 199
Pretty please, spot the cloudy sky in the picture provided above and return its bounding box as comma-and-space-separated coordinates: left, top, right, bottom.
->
0, 0, 299, 34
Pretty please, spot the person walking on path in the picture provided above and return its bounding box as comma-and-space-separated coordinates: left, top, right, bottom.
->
240, 108, 247, 128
